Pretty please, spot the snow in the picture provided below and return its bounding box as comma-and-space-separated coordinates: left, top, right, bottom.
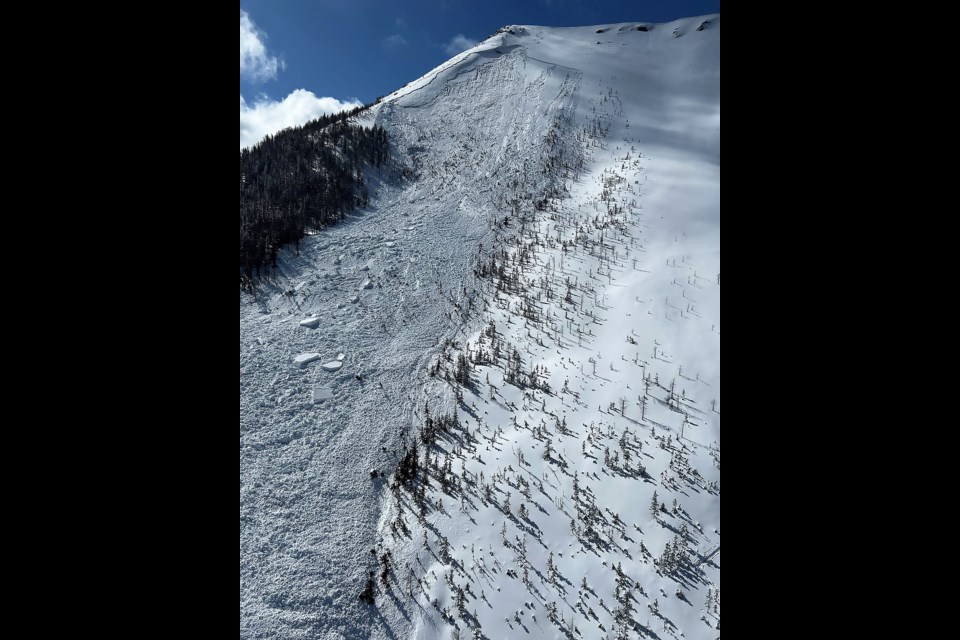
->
313, 386, 334, 403
241, 14, 718, 640
293, 353, 321, 367
321, 361, 344, 373
300, 317, 321, 328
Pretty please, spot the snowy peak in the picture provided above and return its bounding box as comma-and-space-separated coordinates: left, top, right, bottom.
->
492, 14, 721, 38
375, 15, 720, 111
484, 15, 722, 54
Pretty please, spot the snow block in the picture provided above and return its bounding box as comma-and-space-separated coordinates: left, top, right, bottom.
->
294, 353, 321, 367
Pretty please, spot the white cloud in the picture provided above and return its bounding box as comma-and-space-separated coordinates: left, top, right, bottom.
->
240, 10, 284, 82
383, 34, 408, 49
444, 34, 478, 56
240, 91, 362, 149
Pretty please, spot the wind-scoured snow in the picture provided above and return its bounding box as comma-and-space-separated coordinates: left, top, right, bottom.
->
241, 14, 718, 640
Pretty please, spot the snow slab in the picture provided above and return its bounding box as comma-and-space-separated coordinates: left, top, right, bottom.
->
292, 353, 321, 367
312, 387, 334, 403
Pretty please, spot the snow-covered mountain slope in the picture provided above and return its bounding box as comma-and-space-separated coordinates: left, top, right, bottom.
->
240, 14, 718, 640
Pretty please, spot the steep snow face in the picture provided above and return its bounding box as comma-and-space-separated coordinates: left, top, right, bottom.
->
240, 13, 719, 640
241, 22, 587, 640
369, 15, 720, 640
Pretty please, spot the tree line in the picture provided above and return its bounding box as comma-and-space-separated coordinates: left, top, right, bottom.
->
239, 106, 389, 286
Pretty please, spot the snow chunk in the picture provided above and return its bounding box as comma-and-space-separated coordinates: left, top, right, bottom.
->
321, 361, 343, 372
360, 279, 373, 290
294, 353, 321, 367
299, 317, 321, 328
386, 241, 396, 248
313, 387, 334, 403
350, 295, 360, 304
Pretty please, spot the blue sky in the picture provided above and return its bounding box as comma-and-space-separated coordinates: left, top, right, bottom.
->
240, 0, 720, 148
